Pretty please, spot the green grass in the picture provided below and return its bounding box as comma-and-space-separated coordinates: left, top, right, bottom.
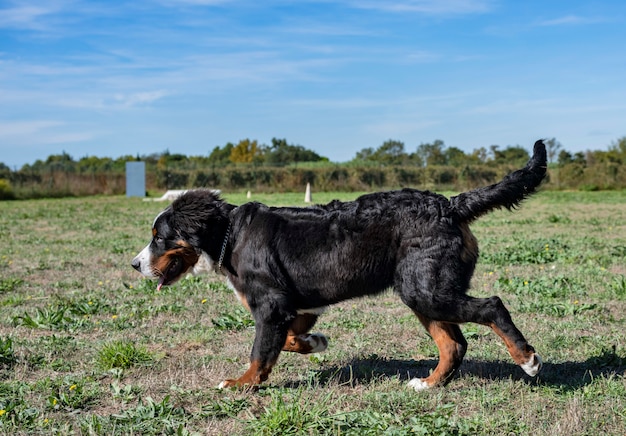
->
0, 190, 625, 434
96, 340, 156, 370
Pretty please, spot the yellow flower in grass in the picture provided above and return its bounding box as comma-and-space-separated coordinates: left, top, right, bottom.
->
201, 299, 207, 304
69, 384, 77, 391
0, 409, 6, 416
112, 315, 118, 319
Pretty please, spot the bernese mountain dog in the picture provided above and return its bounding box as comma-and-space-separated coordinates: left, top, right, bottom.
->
132, 140, 547, 391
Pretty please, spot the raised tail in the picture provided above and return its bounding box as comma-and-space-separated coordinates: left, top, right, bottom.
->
450, 140, 547, 223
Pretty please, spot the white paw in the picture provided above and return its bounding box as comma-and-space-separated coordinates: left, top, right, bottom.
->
306, 333, 328, 353
521, 353, 542, 377
217, 381, 226, 389
407, 378, 430, 391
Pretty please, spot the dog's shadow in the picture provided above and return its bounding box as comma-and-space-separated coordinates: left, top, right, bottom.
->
284, 348, 625, 392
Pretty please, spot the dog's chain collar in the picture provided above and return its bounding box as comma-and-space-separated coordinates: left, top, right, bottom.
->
217, 222, 231, 275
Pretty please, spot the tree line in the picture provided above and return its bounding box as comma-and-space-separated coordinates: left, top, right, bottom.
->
1, 136, 625, 199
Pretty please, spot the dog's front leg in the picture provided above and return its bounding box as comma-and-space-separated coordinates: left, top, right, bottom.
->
219, 303, 292, 389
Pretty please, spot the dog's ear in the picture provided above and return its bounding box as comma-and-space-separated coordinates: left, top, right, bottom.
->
169, 190, 229, 249
170, 191, 216, 230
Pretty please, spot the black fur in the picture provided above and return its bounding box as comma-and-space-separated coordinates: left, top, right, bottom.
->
133, 140, 548, 389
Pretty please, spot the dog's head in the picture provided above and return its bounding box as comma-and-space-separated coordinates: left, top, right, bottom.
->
131, 190, 229, 289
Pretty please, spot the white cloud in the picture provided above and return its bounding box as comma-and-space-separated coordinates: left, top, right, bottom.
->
158, 0, 233, 6
349, 0, 494, 15
536, 15, 604, 26
113, 90, 169, 107
0, 0, 68, 30
0, 120, 63, 137
0, 119, 95, 146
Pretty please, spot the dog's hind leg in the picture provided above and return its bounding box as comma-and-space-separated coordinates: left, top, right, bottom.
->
408, 314, 467, 391
409, 293, 542, 383
282, 313, 328, 354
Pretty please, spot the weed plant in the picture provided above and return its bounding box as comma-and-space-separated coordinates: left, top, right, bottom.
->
97, 340, 155, 370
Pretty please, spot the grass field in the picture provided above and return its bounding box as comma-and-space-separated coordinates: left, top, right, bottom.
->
0, 189, 625, 435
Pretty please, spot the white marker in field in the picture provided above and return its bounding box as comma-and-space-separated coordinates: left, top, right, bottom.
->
304, 183, 312, 203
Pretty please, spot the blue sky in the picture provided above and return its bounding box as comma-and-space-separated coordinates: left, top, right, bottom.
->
1, 0, 625, 168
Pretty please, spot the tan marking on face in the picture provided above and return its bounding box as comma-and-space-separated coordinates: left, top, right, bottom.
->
151, 240, 199, 279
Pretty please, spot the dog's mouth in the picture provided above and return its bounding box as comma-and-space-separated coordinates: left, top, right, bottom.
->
157, 256, 185, 291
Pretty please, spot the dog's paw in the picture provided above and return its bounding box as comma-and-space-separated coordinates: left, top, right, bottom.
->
521, 353, 542, 377
407, 378, 431, 391
218, 378, 260, 390
306, 333, 328, 353
218, 379, 234, 389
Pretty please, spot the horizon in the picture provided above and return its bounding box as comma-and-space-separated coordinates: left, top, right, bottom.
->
0, 135, 606, 170
1, 0, 625, 169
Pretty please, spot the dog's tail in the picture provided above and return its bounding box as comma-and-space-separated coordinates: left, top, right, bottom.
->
450, 140, 547, 223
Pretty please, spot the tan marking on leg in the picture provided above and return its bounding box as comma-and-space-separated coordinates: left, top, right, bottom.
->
489, 323, 542, 376
233, 289, 250, 311
282, 313, 327, 354
288, 313, 319, 335
489, 323, 533, 365
409, 314, 467, 390
283, 333, 328, 354
218, 359, 273, 389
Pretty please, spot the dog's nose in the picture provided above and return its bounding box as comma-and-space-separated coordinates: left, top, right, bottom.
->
131, 257, 141, 272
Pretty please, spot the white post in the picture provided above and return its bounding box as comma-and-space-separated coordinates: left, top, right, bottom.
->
304, 183, 312, 203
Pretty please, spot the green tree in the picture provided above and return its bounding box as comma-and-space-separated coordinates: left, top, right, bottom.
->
491, 145, 530, 166
157, 150, 188, 170
353, 140, 408, 165
265, 138, 325, 165
30, 152, 75, 172
0, 162, 11, 179
355, 147, 375, 161
558, 150, 573, 166
415, 140, 446, 166
208, 143, 235, 167
443, 146, 468, 166
607, 136, 626, 164
468, 147, 488, 164
77, 156, 114, 173
372, 140, 407, 165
